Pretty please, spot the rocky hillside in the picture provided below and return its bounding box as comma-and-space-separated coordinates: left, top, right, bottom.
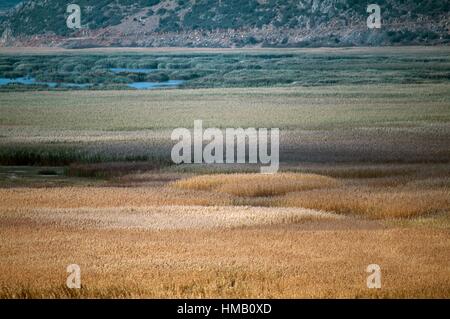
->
0, 0, 449, 47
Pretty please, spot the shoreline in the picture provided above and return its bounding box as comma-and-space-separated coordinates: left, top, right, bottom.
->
0, 45, 449, 55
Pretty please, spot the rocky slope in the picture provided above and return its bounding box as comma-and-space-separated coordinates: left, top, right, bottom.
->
0, 0, 449, 47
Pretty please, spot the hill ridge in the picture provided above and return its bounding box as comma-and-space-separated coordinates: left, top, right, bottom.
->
0, 0, 449, 47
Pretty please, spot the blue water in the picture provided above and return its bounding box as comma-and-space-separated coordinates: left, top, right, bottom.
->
128, 80, 184, 89
110, 68, 156, 74
0, 77, 92, 88
0, 77, 49, 86
0, 77, 183, 90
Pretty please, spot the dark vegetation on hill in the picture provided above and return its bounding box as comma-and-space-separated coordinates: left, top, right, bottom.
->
0, 0, 449, 47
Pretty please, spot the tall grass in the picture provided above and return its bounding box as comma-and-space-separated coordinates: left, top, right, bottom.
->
0, 208, 449, 298
65, 161, 172, 178
0, 146, 172, 167
279, 188, 450, 219
174, 173, 338, 197
172, 167, 450, 219
0, 147, 85, 166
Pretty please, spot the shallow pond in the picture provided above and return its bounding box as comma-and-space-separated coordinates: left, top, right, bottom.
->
0, 77, 92, 88
0, 77, 184, 89
127, 80, 184, 89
